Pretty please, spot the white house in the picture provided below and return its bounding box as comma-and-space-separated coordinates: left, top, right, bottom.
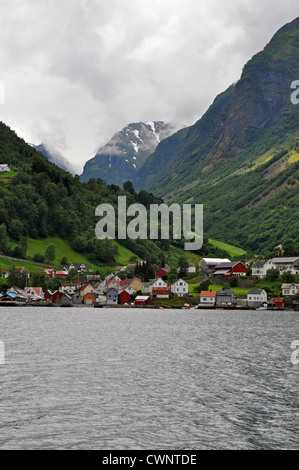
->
0, 164, 11, 173
272, 257, 299, 275
252, 259, 277, 279
24, 287, 44, 301
171, 279, 189, 297
281, 283, 299, 297
94, 280, 107, 295
148, 278, 168, 295
247, 289, 268, 307
200, 291, 216, 306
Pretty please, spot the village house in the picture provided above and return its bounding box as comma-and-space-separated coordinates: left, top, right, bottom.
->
215, 290, 235, 306
15, 267, 30, 279
0, 164, 11, 173
80, 283, 96, 298
247, 289, 268, 308
106, 287, 118, 305
272, 257, 299, 275
67, 263, 91, 273
94, 280, 107, 295
118, 289, 132, 305
83, 292, 96, 305
130, 278, 143, 291
200, 291, 216, 306
152, 287, 170, 298
24, 287, 44, 301
142, 282, 151, 295
106, 279, 124, 290
171, 279, 189, 297
271, 298, 285, 308
252, 259, 277, 279
59, 283, 80, 296
281, 283, 299, 297
149, 278, 168, 295
199, 258, 231, 275
44, 269, 68, 279
6, 286, 28, 303
155, 266, 171, 278
134, 296, 151, 306
213, 261, 246, 278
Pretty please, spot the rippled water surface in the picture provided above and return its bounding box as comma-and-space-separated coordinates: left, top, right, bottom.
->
0, 307, 298, 449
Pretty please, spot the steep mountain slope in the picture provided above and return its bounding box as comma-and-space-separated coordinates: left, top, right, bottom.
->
134, 17, 299, 251
80, 121, 178, 186
31, 144, 75, 174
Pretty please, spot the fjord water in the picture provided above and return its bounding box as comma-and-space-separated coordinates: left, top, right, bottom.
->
0, 307, 298, 450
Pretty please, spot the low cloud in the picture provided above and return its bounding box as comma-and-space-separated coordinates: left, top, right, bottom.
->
0, 0, 298, 174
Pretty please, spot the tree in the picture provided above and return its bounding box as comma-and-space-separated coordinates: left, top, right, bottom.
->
30, 272, 48, 291
8, 219, 24, 241
280, 271, 296, 283
7, 267, 27, 289
266, 268, 280, 281
177, 256, 189, 278
45, 244, 56, 262
0, 223, 9, 253
194, 279, 210, 293
123, 181, 135, 195
33, 253, 45, 263
61, 256, 68, 265
229, 276, 238, 287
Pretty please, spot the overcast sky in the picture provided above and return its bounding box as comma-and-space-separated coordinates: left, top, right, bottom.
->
0, 0, 298, 174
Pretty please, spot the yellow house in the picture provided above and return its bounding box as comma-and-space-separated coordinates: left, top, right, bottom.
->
80, 283, 96, 298
130, 278, 143, 291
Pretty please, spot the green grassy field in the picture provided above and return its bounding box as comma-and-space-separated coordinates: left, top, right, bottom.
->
208, 239, 246, 258
188, 282, 252, 296
0, 256, 52, 273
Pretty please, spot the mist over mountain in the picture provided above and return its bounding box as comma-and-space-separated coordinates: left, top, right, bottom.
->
31, 144, 76, 175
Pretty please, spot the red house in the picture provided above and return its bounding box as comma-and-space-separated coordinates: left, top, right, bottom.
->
271, 298, 285, 308
155, 267, 171, 278
134, 296, 151, 306
214, 261, 246, 278
118, 290, 131, 304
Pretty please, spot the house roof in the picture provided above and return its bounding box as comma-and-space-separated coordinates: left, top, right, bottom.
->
248, 289, 265, 295
252, 259, 271, 268
281, 283, 299, 288
201, 258, 231, 265
156, 267, 171, 273
272, 257, 299, 263
135, 296, 150, 300
216, 290, 234, 295
24, 287, 43, 295
152, 288, 170, 294
214, 269, 230, 275
214, 262, 245, 269
200, 291, 216, 297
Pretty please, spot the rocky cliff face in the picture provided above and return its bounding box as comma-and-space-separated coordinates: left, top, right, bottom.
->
135, 17, 299, 198
80, 121, 178, 186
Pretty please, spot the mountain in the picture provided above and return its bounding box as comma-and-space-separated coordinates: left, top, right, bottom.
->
0, 121, 219, 274
80, 121, 178, 186
134, 17, 299, 252
31, 143, 75, 174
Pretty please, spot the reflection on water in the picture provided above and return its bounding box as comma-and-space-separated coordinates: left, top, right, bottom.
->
0, 307, 298, 449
